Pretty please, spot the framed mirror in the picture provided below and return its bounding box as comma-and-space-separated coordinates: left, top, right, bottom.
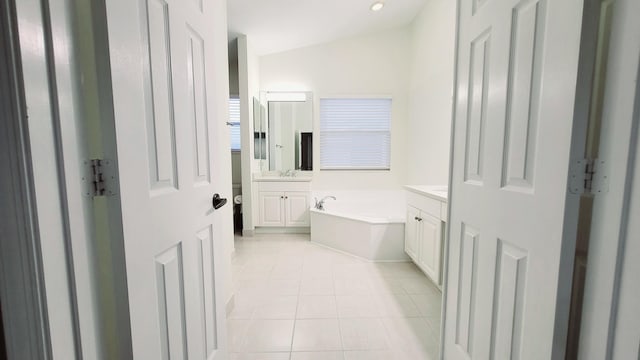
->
258, 91, 313, 172
253, 97, 266, 160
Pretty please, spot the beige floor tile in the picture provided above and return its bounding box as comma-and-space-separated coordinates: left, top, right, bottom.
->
230, 352, 291, 360
267, 278, 302, 296
292, 319, 343, 351
230, 234, 442, 358
409, 293, 442, 317
399, 276, 440, 295
339, 318, 389, 351
343, 350, 395, 360
336, 295, 380, 318
240, 319, 295, 352
227, 319, 251, 352
253, 295, 299, 319
297, 295, 338, 319
374, 293, 422, 317
300, 277, 334, 295
290, 351, 344, 360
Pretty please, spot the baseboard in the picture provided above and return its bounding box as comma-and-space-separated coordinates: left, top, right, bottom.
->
241, 229, 255, 237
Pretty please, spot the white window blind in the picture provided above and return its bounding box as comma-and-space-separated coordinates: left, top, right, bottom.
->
320, 98, 391, 170
229, 97, 241, 151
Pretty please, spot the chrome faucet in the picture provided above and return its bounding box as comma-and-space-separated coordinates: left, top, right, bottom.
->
314, 196, 336, 210
280, 169, 296, 177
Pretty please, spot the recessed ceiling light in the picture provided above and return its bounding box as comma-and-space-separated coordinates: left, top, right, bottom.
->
370, 1, 384, 11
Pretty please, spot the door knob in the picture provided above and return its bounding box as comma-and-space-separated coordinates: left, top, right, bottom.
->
212, 193, 227, 210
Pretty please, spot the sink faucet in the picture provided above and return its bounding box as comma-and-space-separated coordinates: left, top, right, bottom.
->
280, 169, 296, 177
314, 196, 336, 210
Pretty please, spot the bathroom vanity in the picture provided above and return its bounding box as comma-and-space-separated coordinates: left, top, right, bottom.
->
404, 185, 448, 288
245, 91, 314, 234
253, 173, 312, 231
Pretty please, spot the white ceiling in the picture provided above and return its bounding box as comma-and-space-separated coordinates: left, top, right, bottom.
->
227, 0, 427, 55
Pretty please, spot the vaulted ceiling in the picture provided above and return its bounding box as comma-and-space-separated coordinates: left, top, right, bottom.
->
227, 0, 427, 55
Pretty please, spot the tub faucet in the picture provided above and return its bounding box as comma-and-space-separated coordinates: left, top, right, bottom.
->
314, 196, 336, 211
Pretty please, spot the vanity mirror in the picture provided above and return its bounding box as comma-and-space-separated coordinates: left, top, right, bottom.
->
257, 91, 313, 172
253, 97, 266, 160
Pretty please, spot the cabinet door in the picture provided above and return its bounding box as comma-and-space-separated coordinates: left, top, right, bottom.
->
285, 192, 309, 226
259, 192, 285, 226
418, 212, 442, 284
405, 206, 420, 260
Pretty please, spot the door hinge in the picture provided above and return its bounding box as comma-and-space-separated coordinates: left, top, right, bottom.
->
83, 159, 117, 197
569, 158, 608, 195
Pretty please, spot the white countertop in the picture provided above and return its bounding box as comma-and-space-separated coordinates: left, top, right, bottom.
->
253, 172, 313, 182
404, 185, 448, 202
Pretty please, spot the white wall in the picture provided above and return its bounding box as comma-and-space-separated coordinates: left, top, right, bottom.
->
579, 0, 640, 357
260, 28, 412, 190
238, 35, 261, 234
611, 102, 640, 359
12, 0, 80, 358
228, 40, 240, 96
407, 0, 457, 185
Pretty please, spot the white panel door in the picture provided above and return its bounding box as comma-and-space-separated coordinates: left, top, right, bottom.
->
405, 206, 420, 260
259, 192, 285, 226
444, 0, 584, 359
104, 0, 229, 358
285, 192, 310, 226
418, 212, 442, 284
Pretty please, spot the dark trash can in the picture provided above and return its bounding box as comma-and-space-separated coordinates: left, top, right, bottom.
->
233, 203, 242, 233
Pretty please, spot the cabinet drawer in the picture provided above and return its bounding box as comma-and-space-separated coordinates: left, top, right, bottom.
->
406, 191, 441, 219
256, 181, 310, 192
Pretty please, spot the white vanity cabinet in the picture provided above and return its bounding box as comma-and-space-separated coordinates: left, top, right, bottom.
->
254, 180, 311, 228
405, 206, 421, 259
404, 186, 448, 286
414, 211, 442, 282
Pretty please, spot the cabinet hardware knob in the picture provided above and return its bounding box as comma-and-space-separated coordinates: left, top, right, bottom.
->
212, 193, 227, 210
414, 216, 420, 221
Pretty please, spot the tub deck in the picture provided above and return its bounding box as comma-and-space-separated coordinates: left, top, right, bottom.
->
310, 207, 409, 261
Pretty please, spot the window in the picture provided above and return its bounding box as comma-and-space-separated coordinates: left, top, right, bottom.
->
228, 97, 241, 151
319, 98, 391, 170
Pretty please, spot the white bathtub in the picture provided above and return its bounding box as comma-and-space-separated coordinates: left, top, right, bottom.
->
309, 191, 409, 261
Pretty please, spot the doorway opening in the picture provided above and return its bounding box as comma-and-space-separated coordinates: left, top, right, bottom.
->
224, 0, 607, 358
1, 302, 6, 360
565, 1, 615, 357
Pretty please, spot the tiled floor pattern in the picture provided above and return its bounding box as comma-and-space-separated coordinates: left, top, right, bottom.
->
227, 234, 442, 360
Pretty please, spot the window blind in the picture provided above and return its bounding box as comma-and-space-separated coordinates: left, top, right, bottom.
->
229, 97, 241, 151
319, 98, 391, 170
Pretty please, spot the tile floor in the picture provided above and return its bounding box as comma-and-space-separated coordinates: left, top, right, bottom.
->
227, 233, 442, 360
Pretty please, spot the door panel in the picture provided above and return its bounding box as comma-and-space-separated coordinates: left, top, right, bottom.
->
260, 192, 285, 226
464, 29, 490, 185
418, 213, 442, 283
187, 29, 211, 186
195, 226, 218, 355
491, 240, 527, 359
405, 206, 420, 259
104, 0, 229, 358
445, 0, 584, 358
155, 245, 187, 360
286, 192, 310, 226
455, 223, 479, 354
501, 0, 544, 190
144, 0, 178, 192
